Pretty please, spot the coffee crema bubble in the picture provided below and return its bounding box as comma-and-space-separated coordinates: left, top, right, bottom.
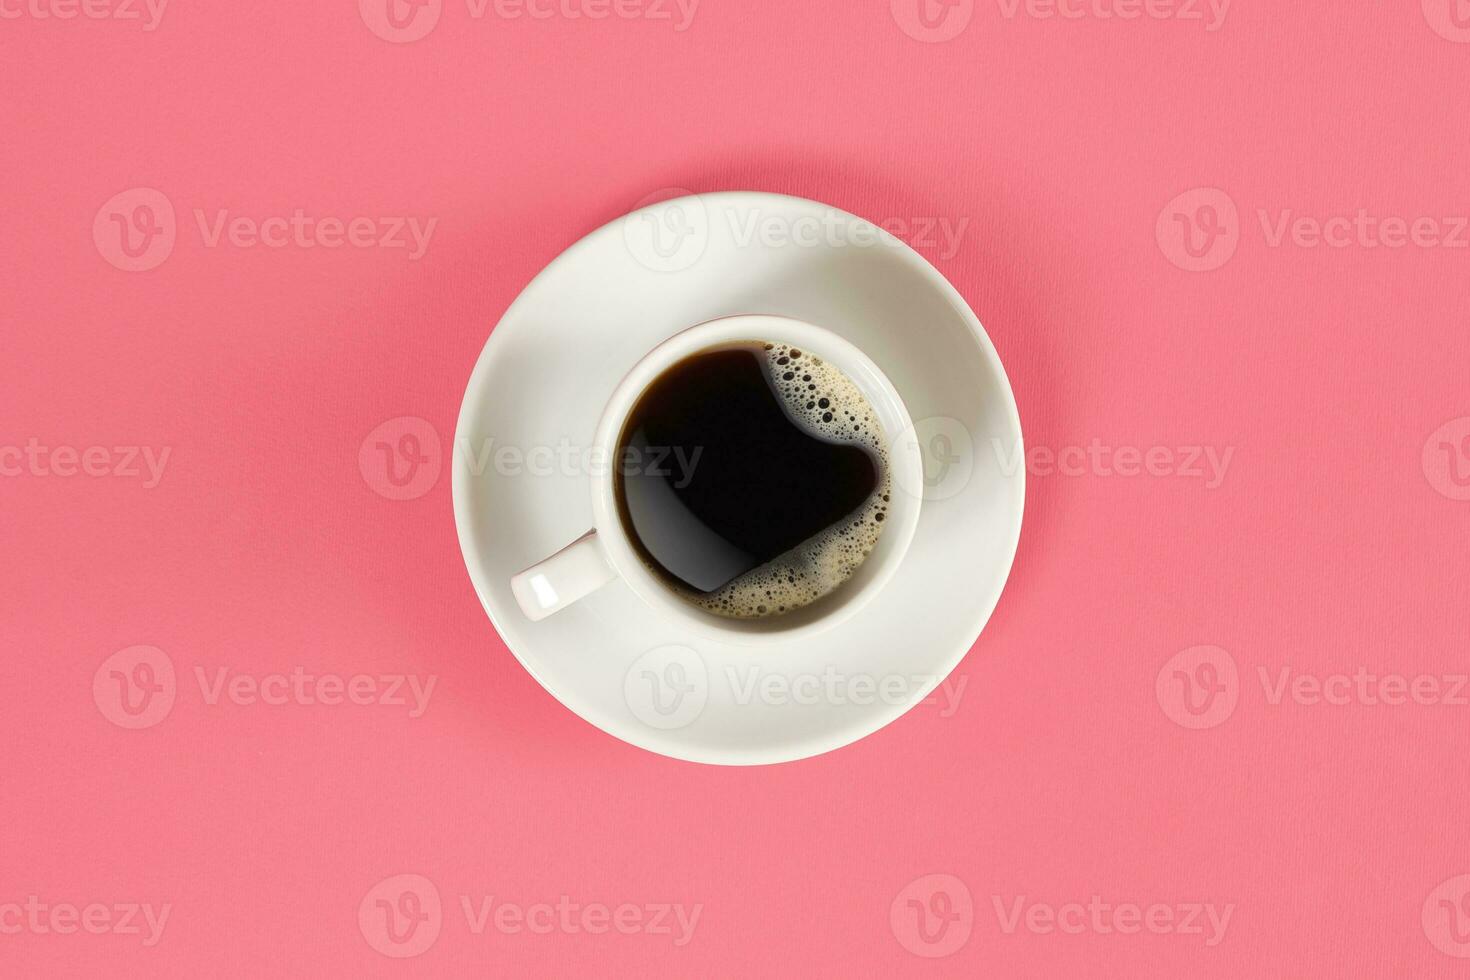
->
615, 341, 890, 621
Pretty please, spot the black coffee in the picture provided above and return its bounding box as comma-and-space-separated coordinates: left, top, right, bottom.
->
615, 341, 890, 620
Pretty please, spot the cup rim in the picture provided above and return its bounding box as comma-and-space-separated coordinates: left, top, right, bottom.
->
587, 314, 924, 644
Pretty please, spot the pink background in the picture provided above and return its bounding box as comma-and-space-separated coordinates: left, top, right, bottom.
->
5, 0, 1470, 975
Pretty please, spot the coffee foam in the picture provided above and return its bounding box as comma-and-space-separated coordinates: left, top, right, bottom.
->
686, 342, 892, 620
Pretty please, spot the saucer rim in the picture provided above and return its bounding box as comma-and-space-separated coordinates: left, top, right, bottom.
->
452, 189, 1026, 766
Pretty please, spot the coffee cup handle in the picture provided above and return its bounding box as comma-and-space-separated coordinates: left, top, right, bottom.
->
510, 530, 618, 622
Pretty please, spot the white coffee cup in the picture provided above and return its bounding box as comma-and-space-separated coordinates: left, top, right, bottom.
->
510, 314, 924, 643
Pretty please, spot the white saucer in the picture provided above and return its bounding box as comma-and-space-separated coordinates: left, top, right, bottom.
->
453, 191, 1024, 765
